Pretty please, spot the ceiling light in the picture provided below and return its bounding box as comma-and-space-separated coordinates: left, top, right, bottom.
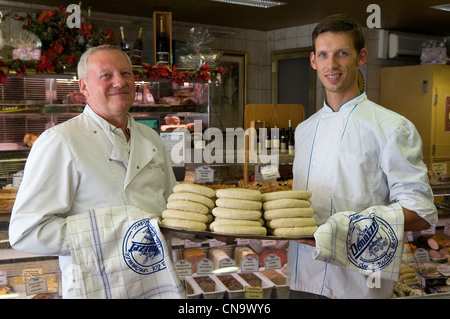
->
431, 4, 450, 12
210, 0, 286, 9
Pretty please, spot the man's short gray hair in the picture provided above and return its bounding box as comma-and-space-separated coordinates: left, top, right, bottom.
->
77, 45, 132, 80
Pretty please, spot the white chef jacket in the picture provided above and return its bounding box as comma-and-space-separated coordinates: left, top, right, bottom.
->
9, 105, 177, 298
287, 92, 437, 299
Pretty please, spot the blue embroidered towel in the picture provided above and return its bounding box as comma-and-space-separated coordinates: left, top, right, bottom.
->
66, 205, 186, 299
312, 203, 404, 281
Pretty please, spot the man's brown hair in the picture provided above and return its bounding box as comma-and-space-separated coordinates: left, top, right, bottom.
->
312, 14, 365, 53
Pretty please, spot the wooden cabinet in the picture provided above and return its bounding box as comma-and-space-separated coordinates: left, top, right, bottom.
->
380, 64, 450, 176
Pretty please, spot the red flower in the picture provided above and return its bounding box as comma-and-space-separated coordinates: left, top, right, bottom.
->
48, 40, 64, 55
62, 53, 78, 66
37, 56, 55, 74
102, 30, 115, 44
195, 63, 211, 82
0, 70, 7, 86
38, 10, 53, 23
80, 22, 93, 37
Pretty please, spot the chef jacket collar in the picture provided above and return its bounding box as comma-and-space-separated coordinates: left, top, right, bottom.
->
323, 91, 367, 113
84, 105, 132, 145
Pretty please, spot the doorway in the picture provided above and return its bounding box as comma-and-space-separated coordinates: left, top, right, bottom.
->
271, 48, 315, 118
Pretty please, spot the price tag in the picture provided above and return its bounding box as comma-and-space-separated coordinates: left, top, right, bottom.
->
184, 239, 202, 248
195, 166, 214, 183
25, 277, 47, 296
444, 221, 450, 237
0, 271, 7, 286
22, 269, 42, 282
209, 238, 227, 247
236, 239, 251, 245
175, 260, 193, 277
414, 248, 430, 263
260, 165, 280, 181
264, 254, 282, 270
240, 257, 259, 273
420, 226, 436, 235
219, 258, 236, 270
245, 286, 263, 299
196, 258, 214, 275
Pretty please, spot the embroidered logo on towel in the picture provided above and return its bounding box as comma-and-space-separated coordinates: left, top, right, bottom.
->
346, 212, 398, 272
122, 218, 167, 275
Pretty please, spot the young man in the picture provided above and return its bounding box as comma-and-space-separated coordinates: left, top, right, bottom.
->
288, 14, 437, 299
9, 45, 183, 298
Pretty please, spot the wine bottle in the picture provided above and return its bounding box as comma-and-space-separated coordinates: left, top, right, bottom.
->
131, 27, 143, 65
288, 120, 295, 155
272, 125, 280, 149
265, 125, 271, 150
280, 128, 287, 151
120, 26, 131, 56
156, 16, 170, 65
287, 119, 293, 148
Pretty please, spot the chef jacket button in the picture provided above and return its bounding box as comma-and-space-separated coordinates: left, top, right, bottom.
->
137, 166, 140, 169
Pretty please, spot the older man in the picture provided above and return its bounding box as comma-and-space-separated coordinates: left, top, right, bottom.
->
9, 45, 182, 298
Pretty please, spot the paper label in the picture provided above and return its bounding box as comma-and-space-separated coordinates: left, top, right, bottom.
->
196, 258, 214, 274
245, 286, 263, 299
240, 257, 259, 273
195, 166, 214, 183
175, 260, 193, 277
25, 277, 47, 296
264, 254, 282, 270
22, 269, 43, 282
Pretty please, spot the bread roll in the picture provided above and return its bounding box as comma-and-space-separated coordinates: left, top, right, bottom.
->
212, 207, 262, 220
264, 207, 314, 220
173, 183, 216, 198
162, 209, 210, 223
261, 190, 312, 202
216, 198, 262, 211
166, 200, 209, 215
216, 188, 262, 201
161, 218, 207, 231
263, 198, 310, 211
213, 224, 267, 236
168, 192, 215, 210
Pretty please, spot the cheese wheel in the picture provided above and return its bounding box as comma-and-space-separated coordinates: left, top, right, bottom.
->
166, 200, 209, 214
264, 207, 314, 220
216, 198, 262, 211
210, 218, 263, 231
173, 183, 216, 198
168, 192, 215, 209
213, 224, 267, 236
161, 218, 207, 231
261, 190, 312, 202
212, 207, 262, 220
216, 188, 262, 201
263, 198, 310, 210
272, 226, 318, 237
162, 209, 210, 223
267, 217, 316, 229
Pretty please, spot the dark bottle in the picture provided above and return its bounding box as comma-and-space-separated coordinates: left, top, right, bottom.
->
287, 119, 293, 147
120, 26, 131, 56
288, 121, 295, 155
131, 27, 143, 65
156, 16, 170, 65
272, 125, 280, 149
280, 127, 287, 151
265, 125, 271, 150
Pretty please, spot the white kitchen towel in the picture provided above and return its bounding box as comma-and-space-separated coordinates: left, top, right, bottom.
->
66, 205, 186, 299
312, 203, 404, 281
